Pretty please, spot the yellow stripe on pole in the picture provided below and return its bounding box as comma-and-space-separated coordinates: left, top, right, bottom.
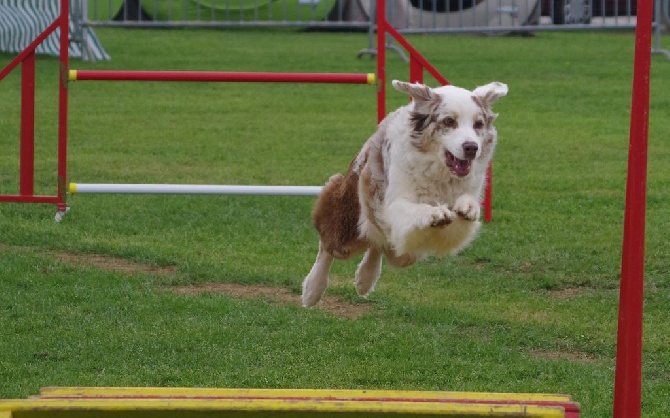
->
367, 73, 376, 84
39, 387, 573, 404
68, 183, 77, 194
68, 70, 77, 81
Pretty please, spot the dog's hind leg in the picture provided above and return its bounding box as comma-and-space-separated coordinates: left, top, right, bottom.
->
301, 240, 334, 307
354, 246, 382, 297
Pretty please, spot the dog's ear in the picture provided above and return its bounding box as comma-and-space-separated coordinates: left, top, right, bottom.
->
392, 80, 435, 103
472, 82, 508, 108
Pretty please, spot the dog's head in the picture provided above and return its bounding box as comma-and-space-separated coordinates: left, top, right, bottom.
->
392, 80, 507, 178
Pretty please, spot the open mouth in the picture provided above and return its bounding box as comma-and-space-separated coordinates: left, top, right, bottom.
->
445, 151, 472, 177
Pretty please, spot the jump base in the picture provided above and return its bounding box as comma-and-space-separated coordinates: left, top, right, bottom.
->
0, 387, 580, 417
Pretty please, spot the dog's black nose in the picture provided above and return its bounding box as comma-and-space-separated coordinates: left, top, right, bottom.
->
462, 142, 478, 160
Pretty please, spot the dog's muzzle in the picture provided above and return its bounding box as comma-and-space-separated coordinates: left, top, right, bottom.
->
446, 142, 478, 177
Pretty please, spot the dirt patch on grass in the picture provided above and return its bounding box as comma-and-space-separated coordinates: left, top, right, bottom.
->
61, 250, 371, 318
547, 287, 586, 299
529, 348, 597, 363
54, 252, 177, 276
166, 283, 371, 320
1, 244, 177, 276
3, 244, 370, 319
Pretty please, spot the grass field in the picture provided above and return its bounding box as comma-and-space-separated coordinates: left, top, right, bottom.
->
1, 27, 669, 417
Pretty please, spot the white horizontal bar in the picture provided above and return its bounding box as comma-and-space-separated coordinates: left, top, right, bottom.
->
69, 183, 322, 196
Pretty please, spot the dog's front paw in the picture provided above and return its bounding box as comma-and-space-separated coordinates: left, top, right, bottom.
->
453, 195, 480, 221
429, 205, 455, 228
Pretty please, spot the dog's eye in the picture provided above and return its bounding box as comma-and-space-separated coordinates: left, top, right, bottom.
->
474, 120, 485, 130
443, 117, 457, 128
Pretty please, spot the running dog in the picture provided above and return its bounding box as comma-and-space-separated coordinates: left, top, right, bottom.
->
302, 80, 508, 307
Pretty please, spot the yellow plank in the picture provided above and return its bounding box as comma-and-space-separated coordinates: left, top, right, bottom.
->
39, 386, 573, 403
0, 398, 566, 418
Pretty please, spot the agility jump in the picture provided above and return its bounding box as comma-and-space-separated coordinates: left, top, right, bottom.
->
63, 68, 368, 199
1, 0, 487, 222
61, 12, 456, 214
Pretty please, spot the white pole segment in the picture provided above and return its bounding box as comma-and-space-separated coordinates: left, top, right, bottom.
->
69, 183, 322, 196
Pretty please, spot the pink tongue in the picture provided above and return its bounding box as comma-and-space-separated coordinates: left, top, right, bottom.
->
454, 158, 471, 176
446, 152, 471, 176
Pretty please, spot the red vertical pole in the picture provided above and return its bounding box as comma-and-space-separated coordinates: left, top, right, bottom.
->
483, 164, 492, 222
409, 56, 423, 84
57, 0, 69, 211
612, 0, 653, 416
20, 52, 36, 196
376, 0, 386, 123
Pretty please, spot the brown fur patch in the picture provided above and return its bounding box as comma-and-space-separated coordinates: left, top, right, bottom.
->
410, 111, 433, 134
471, 96, 496, 128
312, 156, 368, 259
409, 93, 444, 153
385, 252, 416, 267
409, 112, 441, 153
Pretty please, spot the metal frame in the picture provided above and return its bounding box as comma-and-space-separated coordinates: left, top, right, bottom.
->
77, 0, 669, 60
0, 2, 653, 416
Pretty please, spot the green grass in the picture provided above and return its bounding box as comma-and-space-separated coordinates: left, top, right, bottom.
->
1, 29, 670, 417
